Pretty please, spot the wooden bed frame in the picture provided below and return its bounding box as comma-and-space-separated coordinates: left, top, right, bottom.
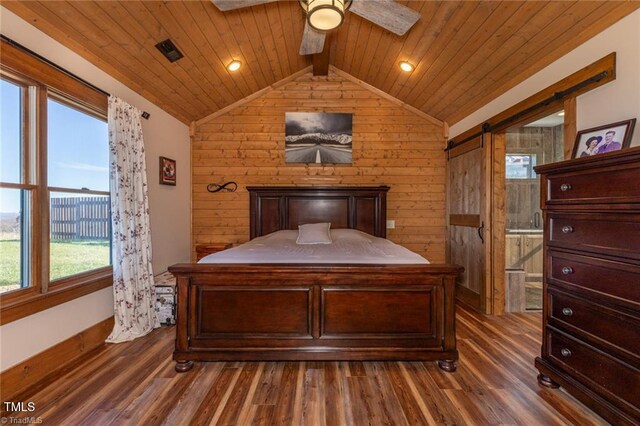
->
169, 186, 462, 372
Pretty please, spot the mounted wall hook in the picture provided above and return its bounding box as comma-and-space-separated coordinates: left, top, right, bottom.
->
207, 181, 238, 193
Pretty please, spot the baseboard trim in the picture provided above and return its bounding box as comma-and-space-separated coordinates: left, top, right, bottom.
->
0, 316, 114, 402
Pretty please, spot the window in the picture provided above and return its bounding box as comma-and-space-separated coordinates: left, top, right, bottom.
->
48, 97, 110, 282
1, 79, 22, 183
0, 188, 30, 293
1, 40, 111, 322
506, 154, 537, 179
0, 78, 32, 294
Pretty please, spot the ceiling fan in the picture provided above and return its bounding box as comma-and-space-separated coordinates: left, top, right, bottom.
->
211, 0, 421, 55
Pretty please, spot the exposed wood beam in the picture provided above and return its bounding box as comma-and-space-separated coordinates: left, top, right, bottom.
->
312, 33, 332, 76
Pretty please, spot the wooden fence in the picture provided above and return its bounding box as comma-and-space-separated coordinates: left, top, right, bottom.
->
50, 196, 110, 240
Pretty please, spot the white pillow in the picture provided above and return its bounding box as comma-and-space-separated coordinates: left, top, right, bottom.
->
296, 223, 332, 244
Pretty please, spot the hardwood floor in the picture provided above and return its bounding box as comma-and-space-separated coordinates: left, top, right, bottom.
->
7, 306, 606, 425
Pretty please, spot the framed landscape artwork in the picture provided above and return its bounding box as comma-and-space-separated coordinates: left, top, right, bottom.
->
285, 112, 353, 164
571, 118, 636, 158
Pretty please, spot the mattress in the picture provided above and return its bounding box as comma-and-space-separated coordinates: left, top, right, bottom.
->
198, 229, 429, 264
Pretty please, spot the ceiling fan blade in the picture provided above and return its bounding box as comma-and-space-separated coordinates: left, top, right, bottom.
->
211, 0, 278, 12
350, 0, 420, 36
299, 21, 326, 56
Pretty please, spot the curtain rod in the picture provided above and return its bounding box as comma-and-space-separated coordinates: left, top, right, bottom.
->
1, 34, 150, 119
445, 70, 609, 152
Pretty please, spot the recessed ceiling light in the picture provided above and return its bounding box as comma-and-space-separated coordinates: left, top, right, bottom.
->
399, 61, 414, 72
227, 60, 241, 72
558, 111, 565, 116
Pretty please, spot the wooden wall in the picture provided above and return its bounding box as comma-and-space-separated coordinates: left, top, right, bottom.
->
191, 70, 447, 262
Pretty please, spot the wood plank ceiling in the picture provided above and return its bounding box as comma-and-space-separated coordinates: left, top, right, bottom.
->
4, 1, 638, 125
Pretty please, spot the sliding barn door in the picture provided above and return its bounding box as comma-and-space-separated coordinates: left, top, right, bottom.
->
448, 135, 491, 313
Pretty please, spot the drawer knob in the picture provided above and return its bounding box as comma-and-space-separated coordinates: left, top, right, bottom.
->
562, 266, 573, 275
560, 183, 572, 192
561, 225, 574, 234
561, 348, 572, 357
562, 307, 573, 316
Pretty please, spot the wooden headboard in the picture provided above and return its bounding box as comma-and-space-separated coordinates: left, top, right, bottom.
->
247, 186, 389, 239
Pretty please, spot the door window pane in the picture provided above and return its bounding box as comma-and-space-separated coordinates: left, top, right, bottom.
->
47, 98, 109, 191
50, 192, 111, 281
1, 79, 22, 184
0, 188, 30, 293
506, 154, 537, 179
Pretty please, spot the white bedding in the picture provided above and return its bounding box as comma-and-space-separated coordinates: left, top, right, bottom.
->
199, 229, 429, 264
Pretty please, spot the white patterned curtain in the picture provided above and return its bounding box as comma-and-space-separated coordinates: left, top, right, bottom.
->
106, 95, 159, 343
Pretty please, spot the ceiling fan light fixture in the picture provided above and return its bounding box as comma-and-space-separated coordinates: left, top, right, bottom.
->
399, 61, 414, 72
227, 60, 242, 72
306, 0, 345, 31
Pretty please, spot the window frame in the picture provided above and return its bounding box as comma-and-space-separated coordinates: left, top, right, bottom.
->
0, 42, 112, 325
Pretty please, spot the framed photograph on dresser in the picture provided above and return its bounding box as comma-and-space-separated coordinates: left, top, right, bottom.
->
571, 118, 636, 158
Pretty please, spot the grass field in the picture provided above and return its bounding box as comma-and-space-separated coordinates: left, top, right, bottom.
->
0, 239, 110, 289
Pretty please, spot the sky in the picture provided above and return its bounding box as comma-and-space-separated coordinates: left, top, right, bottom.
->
1, 79, 109, 213
285, 112, 352, 136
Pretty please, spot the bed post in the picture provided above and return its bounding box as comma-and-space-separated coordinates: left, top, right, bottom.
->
174, 275, 193, 372
438, 274, 458, 372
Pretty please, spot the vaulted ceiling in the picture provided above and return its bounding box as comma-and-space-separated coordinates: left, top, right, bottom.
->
4, 1, 638, 125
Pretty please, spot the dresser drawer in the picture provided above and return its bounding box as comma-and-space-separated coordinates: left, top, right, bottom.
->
546, 329, 640, 411
546, 165, 640, 205
547, 329, 640, 411
549, 289, 640, 359
548, 213, 640, 260
548, 251, 640, 307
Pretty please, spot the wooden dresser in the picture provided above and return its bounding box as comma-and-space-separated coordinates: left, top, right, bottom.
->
535, 148, 640, 425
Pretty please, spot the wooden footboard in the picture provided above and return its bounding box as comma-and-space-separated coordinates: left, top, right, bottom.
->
168, 263, 462, 372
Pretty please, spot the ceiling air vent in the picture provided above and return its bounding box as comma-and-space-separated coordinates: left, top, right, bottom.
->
155, 39, 183, 63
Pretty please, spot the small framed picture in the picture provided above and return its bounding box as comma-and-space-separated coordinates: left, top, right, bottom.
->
159, 156, 176, 186
571, 119, 636, 159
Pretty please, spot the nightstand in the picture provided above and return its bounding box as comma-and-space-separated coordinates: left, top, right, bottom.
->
195, 243, 232, 261
154, 271, 175, 326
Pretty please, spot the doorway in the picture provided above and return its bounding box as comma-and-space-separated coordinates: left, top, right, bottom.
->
504, 111, 565, 312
